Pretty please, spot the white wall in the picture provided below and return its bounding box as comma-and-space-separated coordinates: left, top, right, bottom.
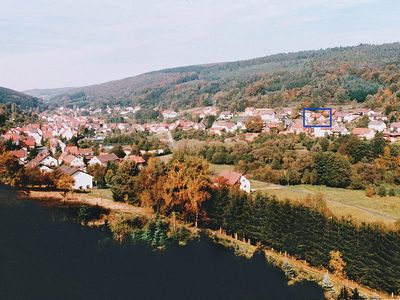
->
72, 172, 93, 190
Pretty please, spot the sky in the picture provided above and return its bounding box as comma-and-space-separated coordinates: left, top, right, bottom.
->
0, 0, 399, 91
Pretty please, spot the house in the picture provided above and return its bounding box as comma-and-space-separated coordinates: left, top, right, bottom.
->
88, 153, 119, 167
21, 136, 36, 149
162, 109, 177, 119
313, 127, 331, 138
10, 149, 28, 164
210, 121, 237, 135
331, 126, 349, 136
368, 121, 386, 132
125, 155, 146, 166
244, 107, 256, 117
63, 154, 86, 168
288, 119, 309, 135
2, 132, 21, 145
343, 113, 359, 123
199, 107, 219, 118
26, 152, 59, 169
257, 109, 277, 123
390, 122, 400, 132
217, 170, 251, 193
58, 165, 93, 190
352, 128, 375, 140
369, 112, 387, 122
219, 111, 234, 120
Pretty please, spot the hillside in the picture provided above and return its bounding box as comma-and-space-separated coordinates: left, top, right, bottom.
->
46, 43, 400, 111
24, 87, 76, 101
0, 87, 41, 110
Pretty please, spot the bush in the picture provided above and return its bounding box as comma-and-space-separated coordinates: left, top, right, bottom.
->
389, 188, 396, 197
365, 186, 376, 197
377, 185, 387, 197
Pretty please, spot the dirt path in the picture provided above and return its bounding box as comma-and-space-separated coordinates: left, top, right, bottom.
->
27, 191, 152, 217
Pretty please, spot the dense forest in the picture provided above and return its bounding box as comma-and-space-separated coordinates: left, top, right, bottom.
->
0, 87, 42, 131
0, 87, 42, 110
33, 43, 400, 112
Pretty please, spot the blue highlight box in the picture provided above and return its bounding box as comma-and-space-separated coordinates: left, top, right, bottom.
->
302, 107, 332, 128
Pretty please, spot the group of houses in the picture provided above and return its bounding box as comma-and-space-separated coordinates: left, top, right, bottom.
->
1, 115, 147, 190
159, 106, 400, 142
2, 103, 399, 193
47, 104, 400, 143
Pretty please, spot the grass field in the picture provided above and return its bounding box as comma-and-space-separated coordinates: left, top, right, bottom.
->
82, 189, 114, 201
210, 163, 235, 174
209, 163, 400, 225
257, 183, 400, 225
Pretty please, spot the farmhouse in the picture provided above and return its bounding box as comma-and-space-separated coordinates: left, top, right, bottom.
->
218, 170, 251, 193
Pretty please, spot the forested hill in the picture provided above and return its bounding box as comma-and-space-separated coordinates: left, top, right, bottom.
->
0, 87, 41, 110
44, 43, 400, 111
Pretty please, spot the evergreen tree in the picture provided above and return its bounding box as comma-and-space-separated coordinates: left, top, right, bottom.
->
337, 286, 351, 300
371, 132, 386, 158
315, 152, 352, 187
281, 259, 297, 279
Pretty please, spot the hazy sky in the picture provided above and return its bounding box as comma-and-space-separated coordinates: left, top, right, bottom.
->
1, 0, 399, 91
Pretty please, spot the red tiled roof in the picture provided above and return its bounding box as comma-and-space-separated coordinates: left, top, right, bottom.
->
125, 155, 145, 164
218, 170, 243, 186
352, 128, 372, 135
97, 153, 119, 163
21, 136, 35, 147
10, 149, 27, 159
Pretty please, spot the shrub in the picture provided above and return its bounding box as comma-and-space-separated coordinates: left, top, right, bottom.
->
365, 186, 376, 197
377, 185, 387, 197
388, 188, 396, 197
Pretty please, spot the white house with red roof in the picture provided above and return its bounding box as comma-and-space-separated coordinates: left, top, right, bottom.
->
210, 121, 237, 135
88, 153, 119, 167
26, 152, 58, 169
368, 120, 386, 132
313, 127, 332, 138
352, 128, 375, 140
217, 170, 251, 193
162, 109, 178, 119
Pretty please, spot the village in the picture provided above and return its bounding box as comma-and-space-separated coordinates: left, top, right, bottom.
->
1, 104, 400, 192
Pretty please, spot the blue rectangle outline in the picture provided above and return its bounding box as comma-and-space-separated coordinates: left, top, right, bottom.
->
302, 107, 332, 128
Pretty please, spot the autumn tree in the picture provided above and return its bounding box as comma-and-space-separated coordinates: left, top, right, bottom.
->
329, 250, 347, 278
0, 152, 23, 186
245, 116, 264, 133
162, 155, 212, 227
55, 173, 74, 201
87, 164, 107, 188
136, 157, 166, 210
